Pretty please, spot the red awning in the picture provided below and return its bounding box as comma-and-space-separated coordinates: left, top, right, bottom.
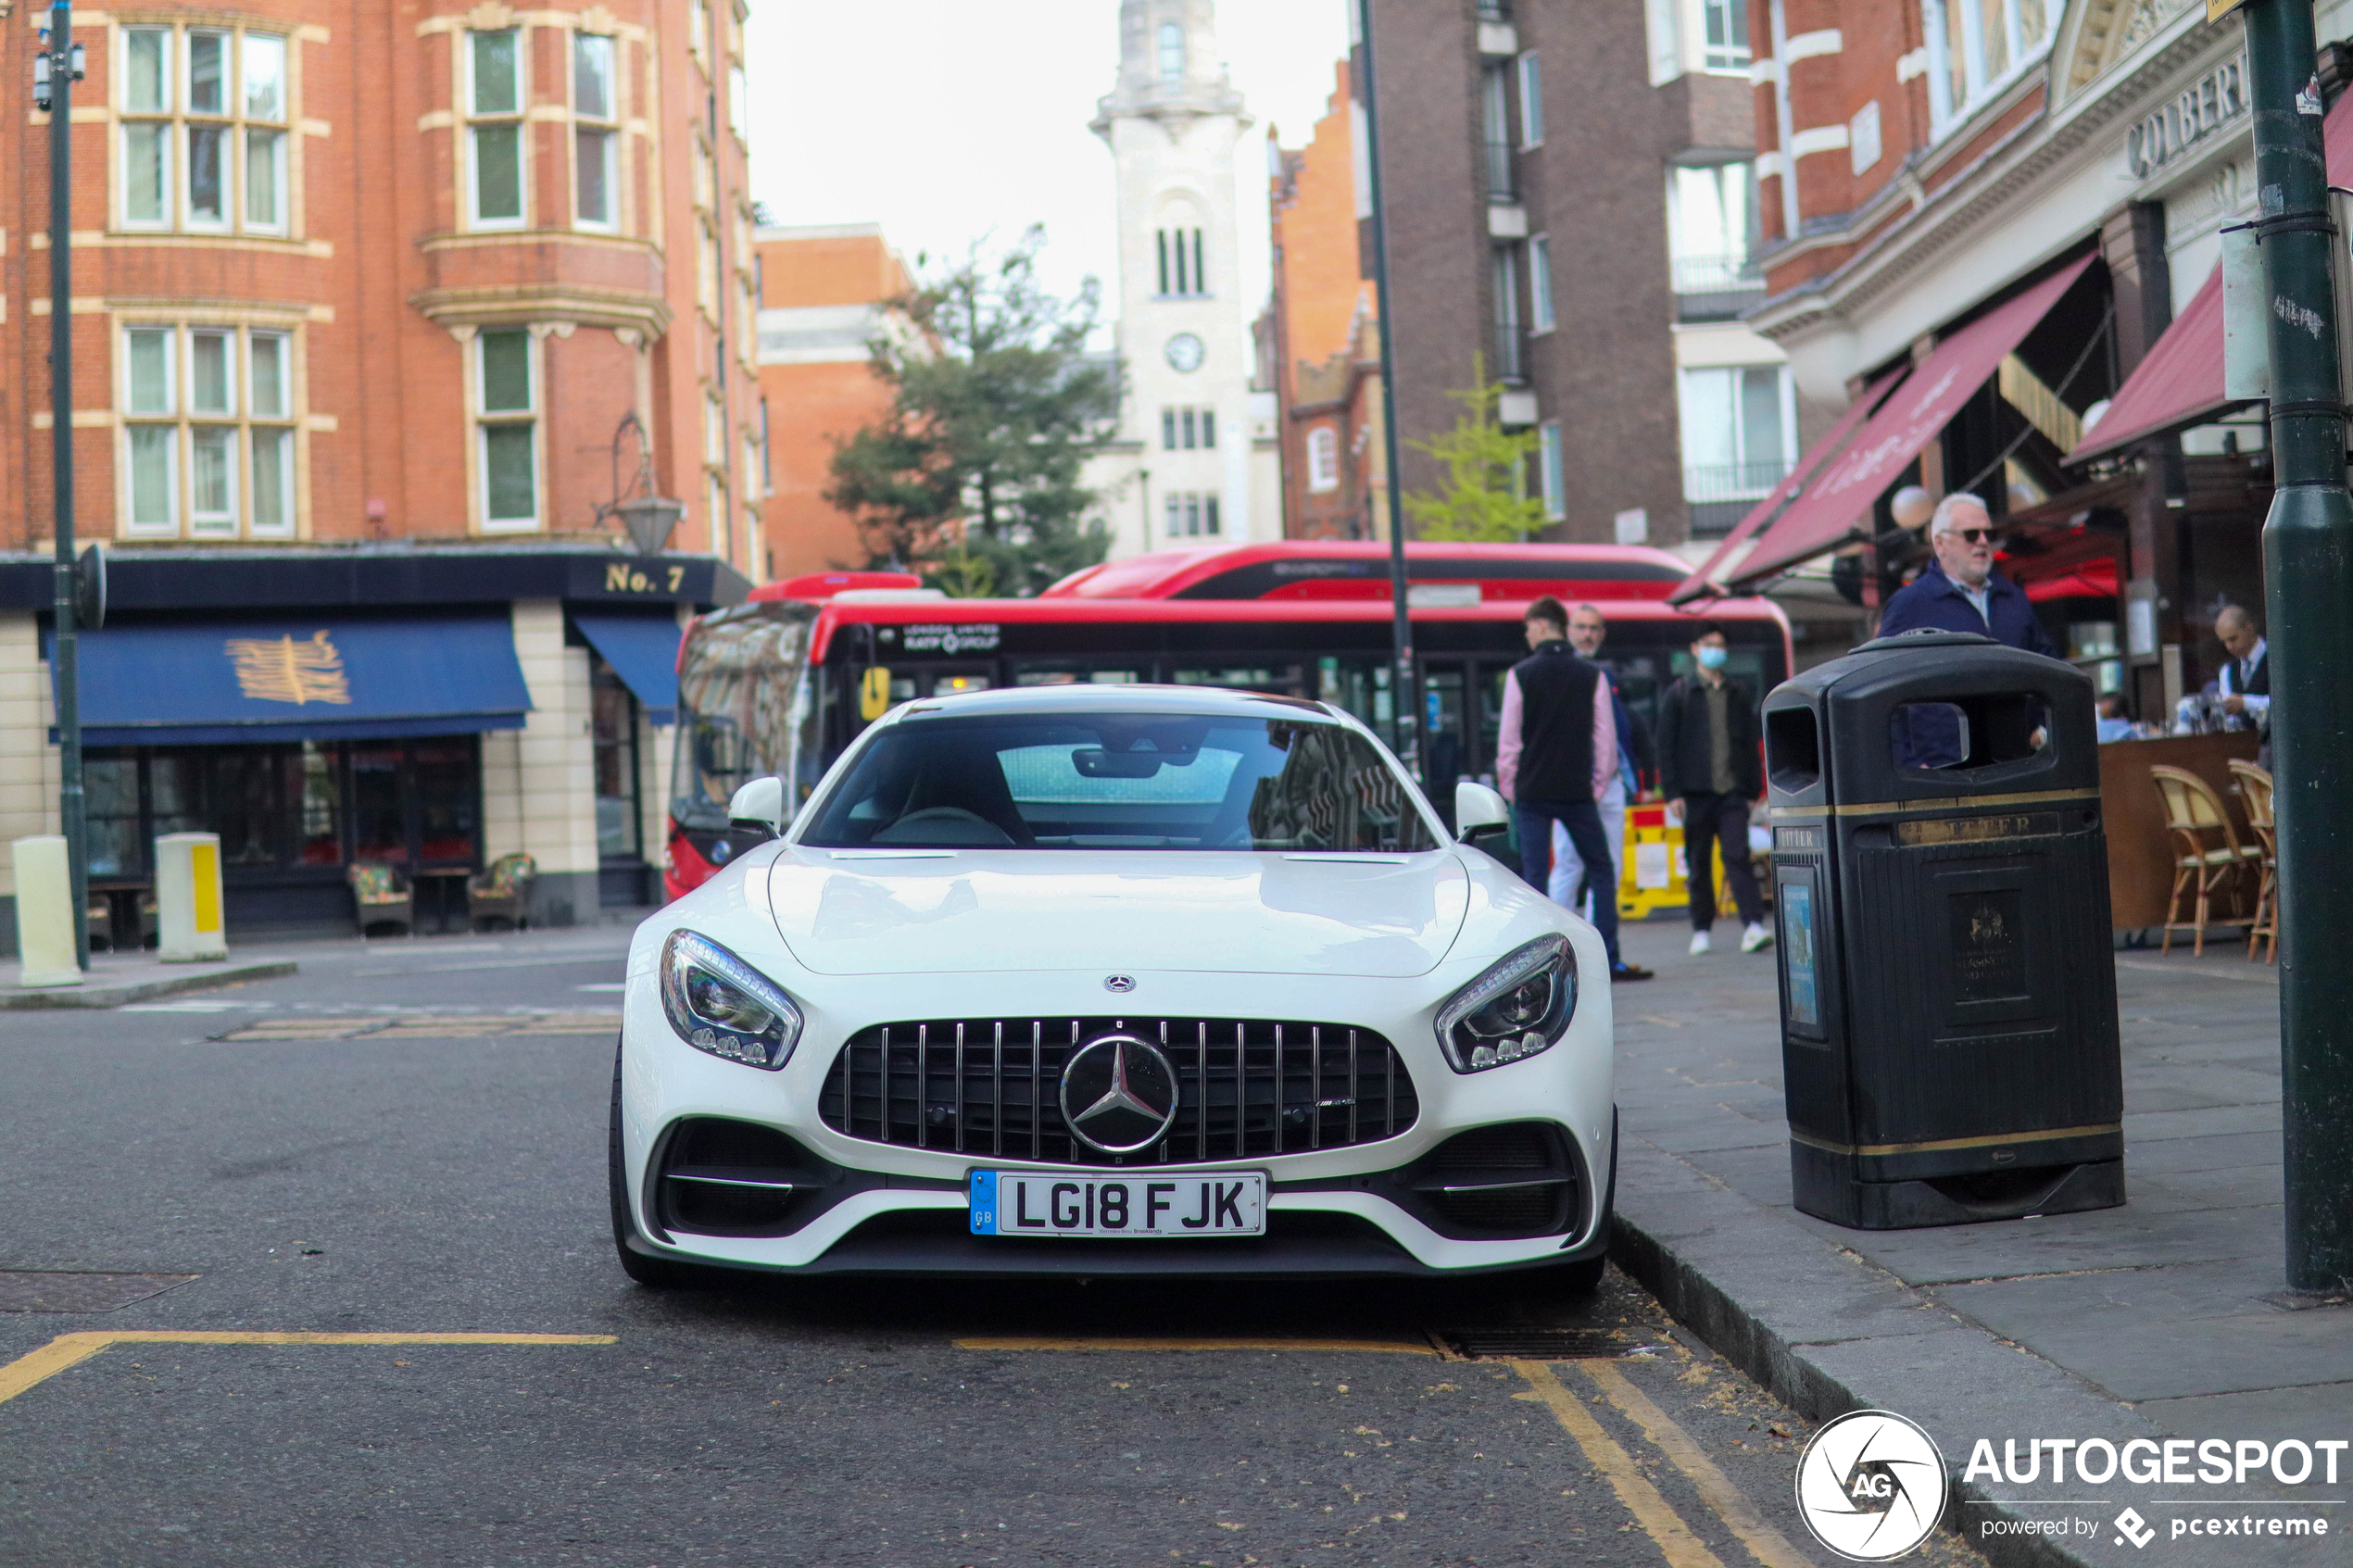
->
2066, 91, 2353, 463
1724, 254, 2098, 589
1668, 368, 1906, 605
2024, 561, 2120, 601
2065, 263, 2233, 462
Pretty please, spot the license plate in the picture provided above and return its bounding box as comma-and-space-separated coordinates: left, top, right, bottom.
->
967, 1171, 1266, 1237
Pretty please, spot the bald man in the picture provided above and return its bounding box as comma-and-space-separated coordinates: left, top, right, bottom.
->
2215, 606, 2270, 723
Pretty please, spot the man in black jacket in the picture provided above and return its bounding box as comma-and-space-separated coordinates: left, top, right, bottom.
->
1497, 596, 1653, 982
1657, 622, 1769, 956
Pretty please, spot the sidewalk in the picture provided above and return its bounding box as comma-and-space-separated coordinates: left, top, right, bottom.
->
0, 951, 297, 1009
1606, 921, 2345, 1568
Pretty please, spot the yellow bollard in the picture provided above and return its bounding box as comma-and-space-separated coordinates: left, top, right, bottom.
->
10, 835, 83, 988
154, 833, 229, 962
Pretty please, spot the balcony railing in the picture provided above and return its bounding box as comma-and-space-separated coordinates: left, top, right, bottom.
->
1671, 253, 1765, 295
1682, 459, 1790, 504
1485, 140, 1516, 202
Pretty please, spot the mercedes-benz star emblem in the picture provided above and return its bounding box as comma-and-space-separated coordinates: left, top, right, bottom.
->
1102, 974, 1136, 994
1059, 1033, 1179, 1154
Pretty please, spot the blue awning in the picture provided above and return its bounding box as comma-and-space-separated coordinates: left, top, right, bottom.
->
56, 616, 534, 746
573, 613, 680, 725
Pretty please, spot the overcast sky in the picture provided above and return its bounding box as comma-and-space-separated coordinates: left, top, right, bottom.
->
743, 0, 1353, 344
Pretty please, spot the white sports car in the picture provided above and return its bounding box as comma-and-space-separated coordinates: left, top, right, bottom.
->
611, 684, 1616, 1286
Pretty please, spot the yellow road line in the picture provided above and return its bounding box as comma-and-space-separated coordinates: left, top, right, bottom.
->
0, 1331, 615, 1408
955, 1336, 1439, 1356
1581, 1361, 1816, 1568
1511, 1360, 1726, 1568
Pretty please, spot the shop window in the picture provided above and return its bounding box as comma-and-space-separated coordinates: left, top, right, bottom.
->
413, 742, 480, 863
118, 23, 290, 235
467, 28, 525, 228
86, 759, 145, 878
1925, 0, 2053, 133
593, 658, 643, 860
119, 322, 300, 540
573, 32, 618, 229
476, 329, 538, 531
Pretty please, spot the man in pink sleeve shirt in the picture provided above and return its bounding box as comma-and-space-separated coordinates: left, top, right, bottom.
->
1496, 596, 1651, 982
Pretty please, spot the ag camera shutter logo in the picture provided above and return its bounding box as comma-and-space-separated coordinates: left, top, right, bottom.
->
1794, 1409, 1949, 1561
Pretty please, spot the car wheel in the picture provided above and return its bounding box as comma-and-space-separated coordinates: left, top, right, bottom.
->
1546, 1253, 1607, 1298
609, 1045, 698, 1289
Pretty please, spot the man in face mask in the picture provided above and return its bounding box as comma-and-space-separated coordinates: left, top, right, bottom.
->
1658, 624, 1769, 956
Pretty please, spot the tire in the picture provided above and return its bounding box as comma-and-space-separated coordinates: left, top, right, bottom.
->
1547, 1253, 1607, 1298
609, 1044, 698, 1289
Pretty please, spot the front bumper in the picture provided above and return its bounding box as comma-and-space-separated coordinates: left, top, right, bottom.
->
618, 949, 1617, 1278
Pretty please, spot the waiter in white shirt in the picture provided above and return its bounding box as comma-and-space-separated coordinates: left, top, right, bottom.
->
2216, 604, 2271, 723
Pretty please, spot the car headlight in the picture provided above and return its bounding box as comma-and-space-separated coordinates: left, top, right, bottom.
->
1434, 934, 1577, 1073
659, 930, 803, 1071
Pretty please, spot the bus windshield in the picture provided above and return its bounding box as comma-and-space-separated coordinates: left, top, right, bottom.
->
799, 712, 1439, 853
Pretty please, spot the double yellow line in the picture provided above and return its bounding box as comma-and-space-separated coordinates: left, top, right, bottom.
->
956, 1336, 1814, 1568
0, 1331, 616, 1408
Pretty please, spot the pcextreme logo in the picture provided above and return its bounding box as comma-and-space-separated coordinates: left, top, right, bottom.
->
1794, 1410, 1950, 1562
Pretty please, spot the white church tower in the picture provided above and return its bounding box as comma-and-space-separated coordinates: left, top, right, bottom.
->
1088, 0, 1281, 556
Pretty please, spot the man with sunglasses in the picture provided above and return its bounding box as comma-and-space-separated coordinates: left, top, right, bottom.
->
1878, 493, 2059, 656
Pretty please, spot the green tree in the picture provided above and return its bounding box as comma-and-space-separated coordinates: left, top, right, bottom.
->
1402, 354, 1549, 543
825, 227, 1118, 596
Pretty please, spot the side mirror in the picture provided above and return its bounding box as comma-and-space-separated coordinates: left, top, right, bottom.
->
726, 775, 787, 841
1453, 780, 1510, 840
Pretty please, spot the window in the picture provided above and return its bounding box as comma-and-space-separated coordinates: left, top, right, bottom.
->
1926, 0, 2053, 130
476, 329, 537, 529
1160, 406, 1215, 450
1516, 52, 1543, 147
468, 29, 524, 227
1679, 364, 1793, 507
119, 24, 289, 234
1529, 234, 1556, 332
1667, 162, 1757, 294
1482, 66, 1513, 199
1307, 426, 1340, 494
728, 64, 749, 143
592, 659, 642, 860
1700, 0, 1749, 71
1163, 491, 1222, 538
1157, 21, 1185, 86
573, 33, 618, 229
1540, 421, 1566, 521
119, 322, 298, 539
1492, 245, 1525, 381
1156, 227, 1208, 295
688, 0, 711, 68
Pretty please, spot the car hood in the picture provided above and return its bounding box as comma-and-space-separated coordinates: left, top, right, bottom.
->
759, 848, 1471, 978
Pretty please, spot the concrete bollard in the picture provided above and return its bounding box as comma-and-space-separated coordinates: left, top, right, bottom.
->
10, 835, 83, 987
155, 832, 228, 963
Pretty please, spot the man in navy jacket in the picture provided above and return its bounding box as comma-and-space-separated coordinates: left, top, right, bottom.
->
1878, 492, 2060, 655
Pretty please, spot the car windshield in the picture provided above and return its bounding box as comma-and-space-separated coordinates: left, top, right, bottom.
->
800, 711, 1439, 852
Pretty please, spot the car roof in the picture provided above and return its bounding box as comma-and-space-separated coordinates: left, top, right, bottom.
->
888, 683, 1337, 723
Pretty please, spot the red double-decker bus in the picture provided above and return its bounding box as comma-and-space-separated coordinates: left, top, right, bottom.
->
662, 545, 1791, 898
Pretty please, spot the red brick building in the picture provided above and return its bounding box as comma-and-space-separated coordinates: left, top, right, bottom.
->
0, 0, 761, 947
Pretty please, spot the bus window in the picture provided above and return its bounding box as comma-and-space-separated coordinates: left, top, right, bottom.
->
1314, 656, 1396, 742
1423, 663, 1468, 817
1013, 663, 1144, 685
1168, 664, 1307, 697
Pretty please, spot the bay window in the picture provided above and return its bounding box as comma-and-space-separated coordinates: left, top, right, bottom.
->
477, 330, 538, 529
1925, 0, 2054, 131
120, 322, 299, 539
118, 24, 290, 234
573, 32, 618, 229
468, 29, 524, 227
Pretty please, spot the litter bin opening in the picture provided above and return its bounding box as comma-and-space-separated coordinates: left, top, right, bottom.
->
1766, 707, 1820, 793
1889, 693, 2051, 773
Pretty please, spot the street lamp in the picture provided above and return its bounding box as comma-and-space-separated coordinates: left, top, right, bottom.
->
35, 1, 89, 972
594, 410, 687, 556
1354, 0, 1417, 776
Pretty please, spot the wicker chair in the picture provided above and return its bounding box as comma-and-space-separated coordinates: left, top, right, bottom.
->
2149, 765, 2264, 957
2228, 759, 2278, 964
468, 851, 536, 932
346, 862, 413, 937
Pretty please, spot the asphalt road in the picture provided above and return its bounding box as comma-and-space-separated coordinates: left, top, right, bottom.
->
0, 927, 1987, 1568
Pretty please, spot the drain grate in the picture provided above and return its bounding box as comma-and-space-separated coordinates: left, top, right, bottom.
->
1439, 1327, 1624, 1360
0, 1271, 198, 1313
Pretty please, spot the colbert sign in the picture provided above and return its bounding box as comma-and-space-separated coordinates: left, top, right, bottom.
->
2126, 56, 2246, 179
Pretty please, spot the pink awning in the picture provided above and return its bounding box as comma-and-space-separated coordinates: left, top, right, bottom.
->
2066, 90, 2353, 464
2066, 263, 2231, 462
1726, 254, 2098, 589
1668, 368, 1906, 605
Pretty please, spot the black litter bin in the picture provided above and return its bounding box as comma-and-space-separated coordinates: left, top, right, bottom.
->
1762, 629, 2124, 1229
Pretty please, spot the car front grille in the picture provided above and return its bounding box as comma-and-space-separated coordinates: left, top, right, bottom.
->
817, 1017, 1419, 1164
